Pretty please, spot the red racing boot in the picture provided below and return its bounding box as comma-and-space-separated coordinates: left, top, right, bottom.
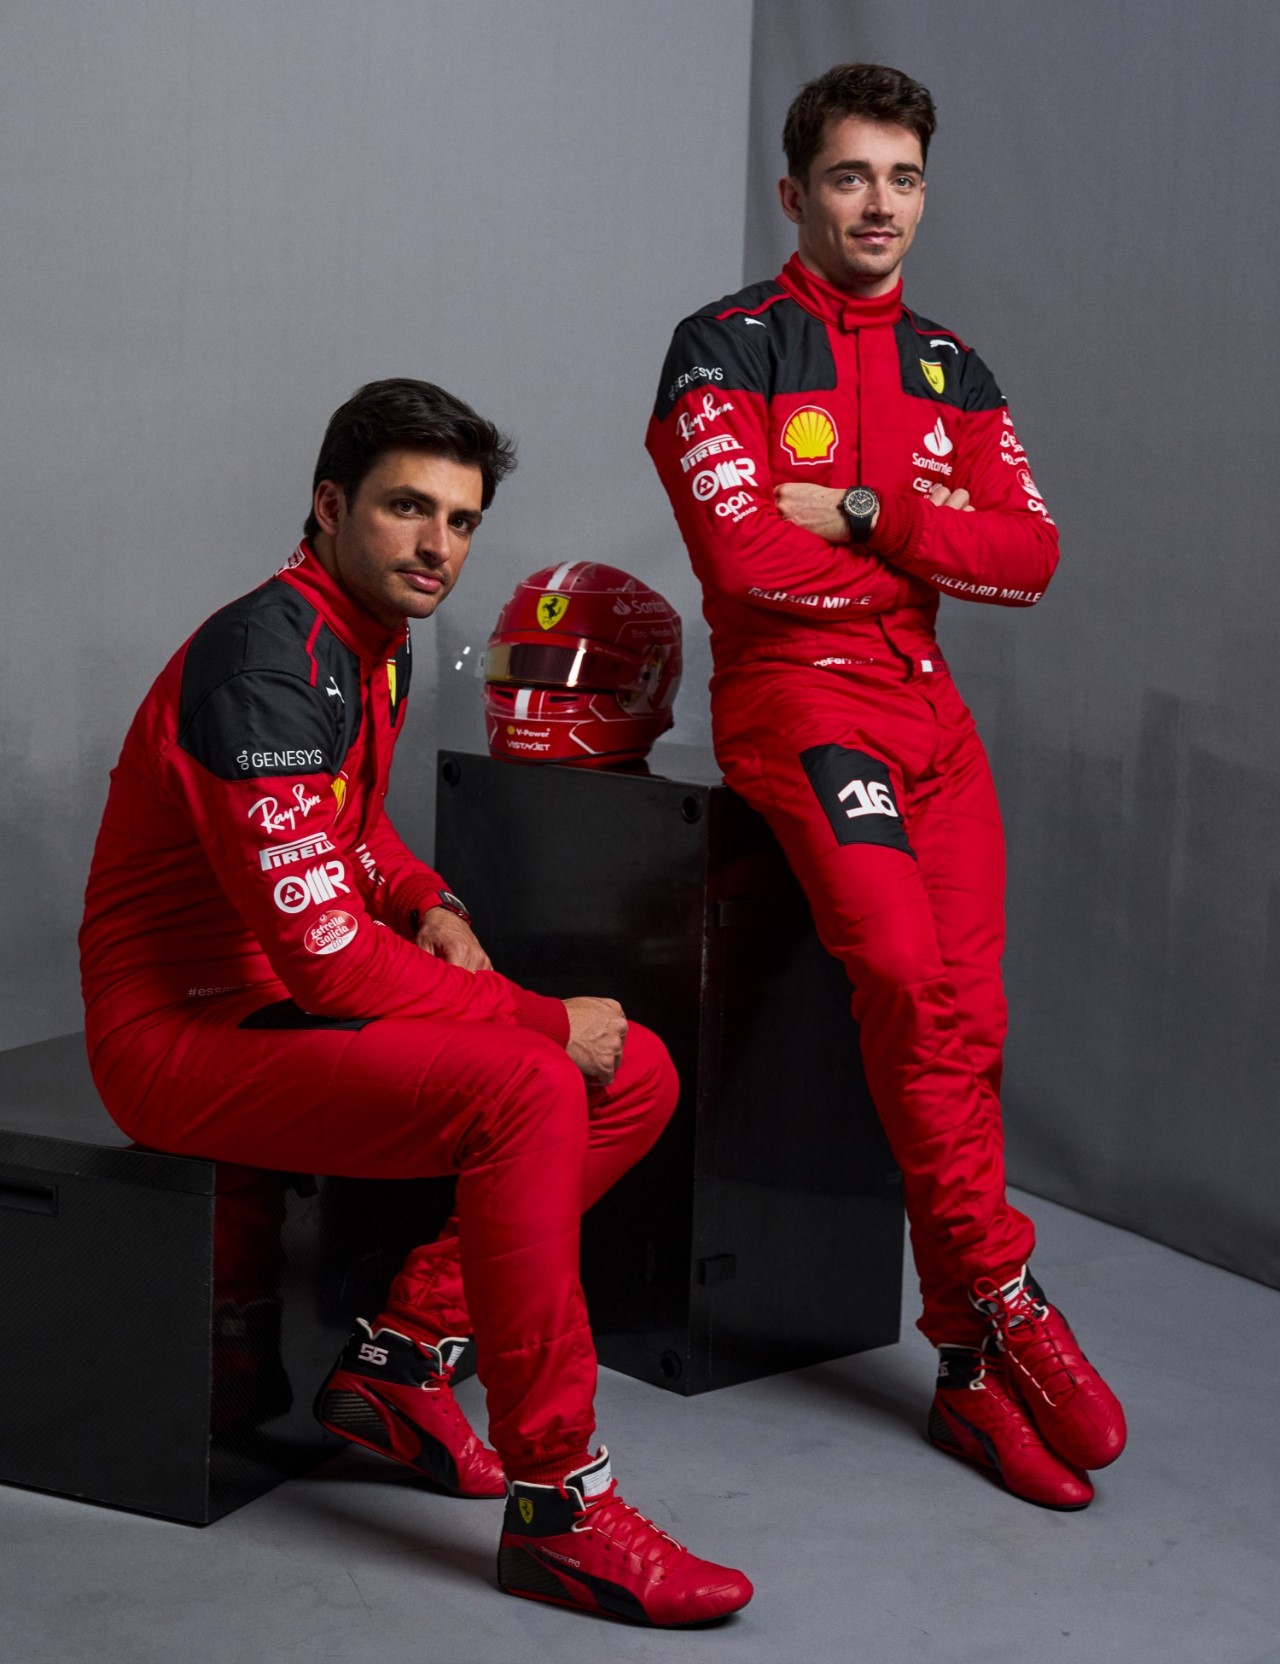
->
314, 1319, 504, 1497
973, 1268, 1127, 1471
928, 1340, 1093, 1509
498, 1449, 753, 1626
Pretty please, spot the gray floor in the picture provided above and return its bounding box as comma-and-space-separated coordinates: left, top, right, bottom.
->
4, 1190, 1279, 1664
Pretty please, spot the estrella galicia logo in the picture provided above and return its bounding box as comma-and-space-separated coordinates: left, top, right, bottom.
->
798, 745, 915, 857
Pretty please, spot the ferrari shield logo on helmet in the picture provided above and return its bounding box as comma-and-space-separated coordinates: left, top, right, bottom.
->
536, 594, 570, 630
518, 1497, 535, 1525
920, 360, 946, 395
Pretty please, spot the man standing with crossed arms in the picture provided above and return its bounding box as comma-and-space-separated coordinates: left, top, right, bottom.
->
647, 63, 1126, 1509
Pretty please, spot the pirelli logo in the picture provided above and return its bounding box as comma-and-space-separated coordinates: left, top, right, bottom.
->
259, 832, 336, 872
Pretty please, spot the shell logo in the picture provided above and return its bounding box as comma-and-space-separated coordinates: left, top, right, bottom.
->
781, 406, 839, 465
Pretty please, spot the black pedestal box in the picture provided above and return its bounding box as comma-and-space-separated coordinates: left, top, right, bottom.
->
434, 746, 903, 1395
0, 1036, 456, 1523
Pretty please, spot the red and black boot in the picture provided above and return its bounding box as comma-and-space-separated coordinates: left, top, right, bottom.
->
973, 1267, 1127, 1470
498, 1449, 753, 1627
928, 1339, 1094, 1509
314, 1319, 504, 1497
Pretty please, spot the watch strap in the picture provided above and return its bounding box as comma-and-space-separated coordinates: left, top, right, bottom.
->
414, 889, 472, 927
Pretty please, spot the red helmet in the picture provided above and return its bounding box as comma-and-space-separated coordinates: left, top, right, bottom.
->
484, 562, 682, 767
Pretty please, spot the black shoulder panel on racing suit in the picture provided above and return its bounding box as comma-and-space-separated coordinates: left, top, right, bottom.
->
896, 308, 1006, 412
707, 277, 786, 319
955, 346, 1005, 413
653, 283, 835, 420
177, 577, 364, 780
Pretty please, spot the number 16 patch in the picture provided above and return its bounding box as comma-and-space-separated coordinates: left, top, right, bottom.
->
798, 744, 915, 858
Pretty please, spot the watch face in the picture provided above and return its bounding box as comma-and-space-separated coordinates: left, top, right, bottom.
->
844, 488, 877, 517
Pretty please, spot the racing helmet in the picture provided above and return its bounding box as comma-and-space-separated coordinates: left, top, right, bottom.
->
484, 562, 682, 767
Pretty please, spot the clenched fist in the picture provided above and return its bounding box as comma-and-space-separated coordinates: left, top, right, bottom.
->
562, 996, 628, 1083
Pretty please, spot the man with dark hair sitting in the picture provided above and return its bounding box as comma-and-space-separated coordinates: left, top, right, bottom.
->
80, 377, 752, 1627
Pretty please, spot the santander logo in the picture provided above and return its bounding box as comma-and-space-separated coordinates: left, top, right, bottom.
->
924, 417, 953, 458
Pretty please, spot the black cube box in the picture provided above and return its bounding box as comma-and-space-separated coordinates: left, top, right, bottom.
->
434, 746, 903, 1395
0, 1035, 455, 1523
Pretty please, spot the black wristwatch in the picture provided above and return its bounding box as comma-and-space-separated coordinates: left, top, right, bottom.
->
839, 486, 880, 544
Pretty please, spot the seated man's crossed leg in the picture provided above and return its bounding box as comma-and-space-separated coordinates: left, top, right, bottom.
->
81, 378, 752, 1628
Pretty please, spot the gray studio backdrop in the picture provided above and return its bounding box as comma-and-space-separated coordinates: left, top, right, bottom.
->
0, 0, 750, 1045
3, 0, 1277, 1291
748, 0, 1280, 1288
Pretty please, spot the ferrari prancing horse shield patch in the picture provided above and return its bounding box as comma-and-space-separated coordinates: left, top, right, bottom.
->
920, 359, 946, 395
537, 594, 569, 630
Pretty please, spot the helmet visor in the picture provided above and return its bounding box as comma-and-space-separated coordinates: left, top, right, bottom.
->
485, 637, 636, 691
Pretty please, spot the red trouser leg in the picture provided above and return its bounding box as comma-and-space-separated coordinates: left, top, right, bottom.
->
888, 676, 1032, 1338
92, 1006, 675, 1477
376, 1022, 678, 1345
715, 664, 1034, 1345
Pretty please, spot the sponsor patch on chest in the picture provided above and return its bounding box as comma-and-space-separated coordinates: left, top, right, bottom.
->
780, 406, 839, 465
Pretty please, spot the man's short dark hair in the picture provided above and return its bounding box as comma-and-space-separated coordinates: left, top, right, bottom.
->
304, 378, 517, 540
783, 63, 937, 185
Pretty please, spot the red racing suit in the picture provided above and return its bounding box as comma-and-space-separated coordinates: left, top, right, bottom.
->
646, 255, 1058, 1344
79, 543, 677, 1476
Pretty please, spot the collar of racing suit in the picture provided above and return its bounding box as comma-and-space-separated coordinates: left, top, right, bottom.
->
277, 540, 407, 666
777, 253, 904, 333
